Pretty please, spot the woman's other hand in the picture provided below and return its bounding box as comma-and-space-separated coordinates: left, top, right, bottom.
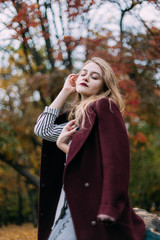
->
62, 74, 78, 95
56, 120, 78, 154
97, 214, 116, 226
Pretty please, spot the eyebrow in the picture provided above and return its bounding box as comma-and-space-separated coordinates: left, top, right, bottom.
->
81, 69, 102, 77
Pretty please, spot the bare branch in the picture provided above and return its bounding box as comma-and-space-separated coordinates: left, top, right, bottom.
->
49, 2, 60, 40
0, 153, 39, 188
36, 0, 55, 70
59, 1, 65, 36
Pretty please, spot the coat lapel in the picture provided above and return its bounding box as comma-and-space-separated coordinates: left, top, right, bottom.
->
66, 109, 96, 166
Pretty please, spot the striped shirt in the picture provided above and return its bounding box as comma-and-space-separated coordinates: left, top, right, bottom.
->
34, 106, 68, 142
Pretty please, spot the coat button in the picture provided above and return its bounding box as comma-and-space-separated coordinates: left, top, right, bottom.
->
43, 153, 47, 158
41, 183, 45, 187
84, 182, 90, 188
40, 212, 44, 216
91, 220, 97, 226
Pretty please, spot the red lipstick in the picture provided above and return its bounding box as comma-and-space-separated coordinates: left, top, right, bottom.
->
80, 83, 88, 87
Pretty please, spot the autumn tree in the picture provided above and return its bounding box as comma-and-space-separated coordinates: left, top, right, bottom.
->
0, 0, 160, 225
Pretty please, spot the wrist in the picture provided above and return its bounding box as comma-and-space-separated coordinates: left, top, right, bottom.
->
56, 141, 69, 154
60, 144, 69, 154
61, 87, 75, 98
60, 88, 73, 97
49, 89, 70, 109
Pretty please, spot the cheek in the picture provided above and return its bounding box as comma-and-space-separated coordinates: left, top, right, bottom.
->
75, 76, 80, 87
92, 82, 104, 93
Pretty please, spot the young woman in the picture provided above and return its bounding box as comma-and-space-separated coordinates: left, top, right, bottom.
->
34, 57, 145, 240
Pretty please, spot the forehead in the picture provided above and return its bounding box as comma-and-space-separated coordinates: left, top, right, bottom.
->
82, 62, 102, 75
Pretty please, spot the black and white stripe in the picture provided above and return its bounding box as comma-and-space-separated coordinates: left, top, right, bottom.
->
34, 106, 67, 142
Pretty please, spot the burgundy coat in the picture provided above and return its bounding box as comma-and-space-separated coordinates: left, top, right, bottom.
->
38, 98, 145, 240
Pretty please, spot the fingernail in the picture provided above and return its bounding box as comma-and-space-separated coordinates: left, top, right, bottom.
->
75, 127, 79, 131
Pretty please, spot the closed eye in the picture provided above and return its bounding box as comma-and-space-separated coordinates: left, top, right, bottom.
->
81, 73, 86, 76
92, 75, 99, 80
80, 71, 100, 79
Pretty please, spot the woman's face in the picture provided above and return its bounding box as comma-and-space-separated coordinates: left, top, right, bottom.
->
76, 62, 104, 100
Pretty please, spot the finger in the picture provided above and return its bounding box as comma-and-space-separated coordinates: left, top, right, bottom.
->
103, 220, 116, 227
97, 215, 115, 221
69, 124, 76, 131
97, 218, 116, 227
64, 74, 76, 82
64, 120, 76, 129
69, 77, 77, 87
69, 74, 78, 81
69, 74, 77, 79
66, 128, 77, 137
71, 74, 78, 80
70, 79, 76, 86
98, 217, 114, 221
66, 119, 76, 128
67, 125, 79, 134
69, 119, 76, 124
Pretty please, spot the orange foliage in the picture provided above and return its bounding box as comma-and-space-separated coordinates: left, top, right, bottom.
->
66, 0, 95, 19
119, 79, 140, 119
133, 132, 148, 146
136, 132, 148, 143
8, 2, 40, 40
155, 89, 160, 96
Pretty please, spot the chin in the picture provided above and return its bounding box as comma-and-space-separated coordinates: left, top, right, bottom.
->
76, 90, 86, 96
76, 87, 83, 94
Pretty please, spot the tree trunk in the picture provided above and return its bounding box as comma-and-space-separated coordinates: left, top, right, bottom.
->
26, 183, 38, 227
16, 174, 24, 225
0, 153, 39, 188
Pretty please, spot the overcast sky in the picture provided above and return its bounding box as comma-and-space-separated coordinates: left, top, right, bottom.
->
0, 1, 159, 42
0, 1, 160, 69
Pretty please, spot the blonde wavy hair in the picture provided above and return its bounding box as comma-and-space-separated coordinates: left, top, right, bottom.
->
66, 57, 125, 128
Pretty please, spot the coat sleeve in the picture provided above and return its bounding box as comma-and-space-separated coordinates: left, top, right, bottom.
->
96, 98, 130, 221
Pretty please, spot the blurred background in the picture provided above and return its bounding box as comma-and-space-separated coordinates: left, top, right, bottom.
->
0, 0, 160, 230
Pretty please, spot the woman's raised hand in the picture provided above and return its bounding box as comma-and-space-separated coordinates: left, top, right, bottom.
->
49, 74, 78, 109
62, 74, 78, 95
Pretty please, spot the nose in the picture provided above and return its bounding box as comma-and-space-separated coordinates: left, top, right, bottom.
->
82, 74, 89, 81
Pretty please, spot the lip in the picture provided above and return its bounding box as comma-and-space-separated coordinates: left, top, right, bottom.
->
80, 83, 88, 87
